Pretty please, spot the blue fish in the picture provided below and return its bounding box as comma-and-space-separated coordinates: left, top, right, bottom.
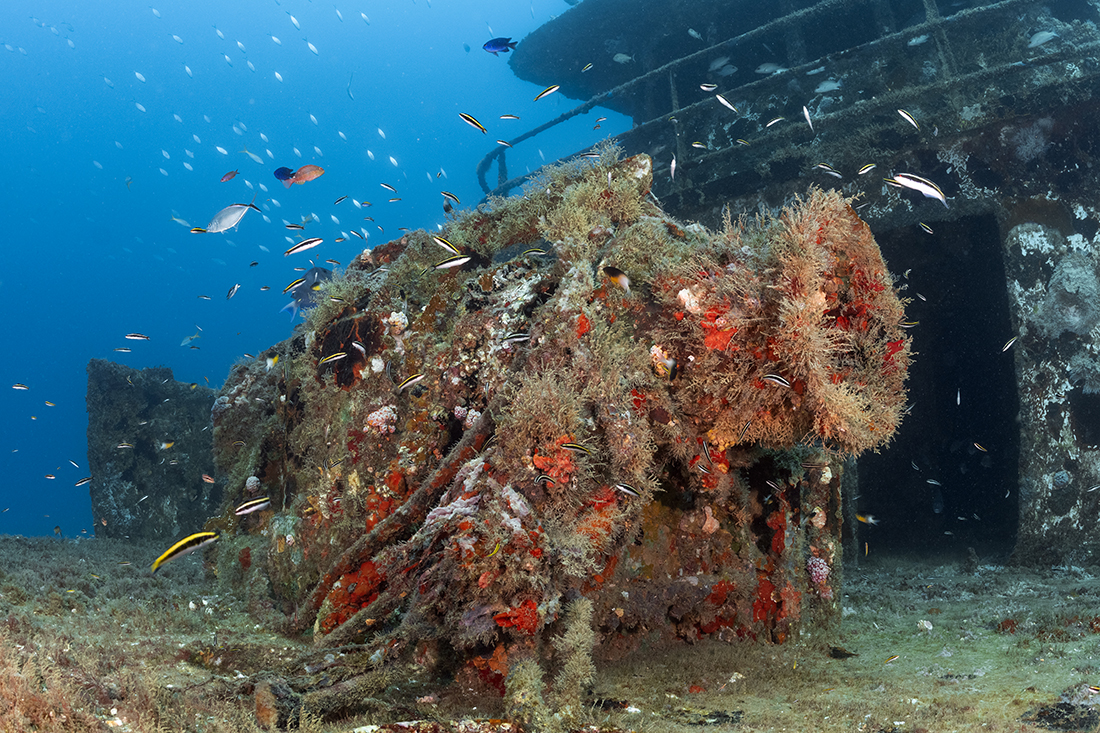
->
273, 166, 295, 181
281, 267, 332, 320
483, 37, 517, 56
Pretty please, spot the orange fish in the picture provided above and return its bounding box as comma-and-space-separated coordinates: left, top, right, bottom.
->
285, 164, 324, 188
202, 473, 216, 484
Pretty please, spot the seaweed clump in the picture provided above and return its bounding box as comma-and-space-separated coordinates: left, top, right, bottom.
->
210, 144, 910, 728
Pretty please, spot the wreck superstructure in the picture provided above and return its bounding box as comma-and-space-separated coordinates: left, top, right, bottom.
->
498, 0, 1100, 565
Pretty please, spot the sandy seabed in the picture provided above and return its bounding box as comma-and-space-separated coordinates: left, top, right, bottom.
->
0, 534, 1096, 732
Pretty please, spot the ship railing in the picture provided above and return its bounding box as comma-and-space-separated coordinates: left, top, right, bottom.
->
476, 0, 1048, 201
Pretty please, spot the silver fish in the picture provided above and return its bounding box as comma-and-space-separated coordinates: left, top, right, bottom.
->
196, 201, 260, 233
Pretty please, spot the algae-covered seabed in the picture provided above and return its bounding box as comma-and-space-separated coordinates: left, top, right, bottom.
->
2, 534, 1097, 732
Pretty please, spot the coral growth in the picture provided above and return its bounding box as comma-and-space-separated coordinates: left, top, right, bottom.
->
661, 188, 911, 456
210, 146, 909, 718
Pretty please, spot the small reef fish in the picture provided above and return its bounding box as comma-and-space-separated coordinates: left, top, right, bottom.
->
483, 37, 517, 55
652, 349, 677, 380
762, 374, 791, 388
151, 531, 219, 574
1028, 30, 1058, 48
274, 166, 295, 182
614, 483, 639, 497
282, 164, 324, 189
602, 266, 630, 294
803, 105, 814, 133
534, 84, 560, 101
12, 383, 29, 390
562, 442, 591, 455
891, 173, 948, 207
124, 333, 150, 340
459, 113, 487, 134
856, 513, 880, 525
285, 237, 323, 256
202, 474, 216, 483
319, 352, 347, 365
235, 497, 270, 515
74, 477, 91, 487
897, 109, 920, 130
700, 83, 718, 92
220, 169, 239, 182
282, 267, 332, 319
432, 236, 460, 255
180, 329, 201, 347
240, 147, 264, 165
226, 283, 240, 299
715, 93, 738, 113
435, 255, 471, 269
396, 373, 425, 393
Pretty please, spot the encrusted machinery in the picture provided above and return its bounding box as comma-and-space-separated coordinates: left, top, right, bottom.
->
209, 149, 909, 727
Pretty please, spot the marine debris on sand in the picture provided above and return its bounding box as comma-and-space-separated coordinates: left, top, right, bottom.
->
209, 146, 910, 728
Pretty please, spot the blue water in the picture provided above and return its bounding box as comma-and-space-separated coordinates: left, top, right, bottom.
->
0, 0, 626, 537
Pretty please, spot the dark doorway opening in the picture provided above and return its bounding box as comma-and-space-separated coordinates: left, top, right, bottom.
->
852, 213, 1018, 560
